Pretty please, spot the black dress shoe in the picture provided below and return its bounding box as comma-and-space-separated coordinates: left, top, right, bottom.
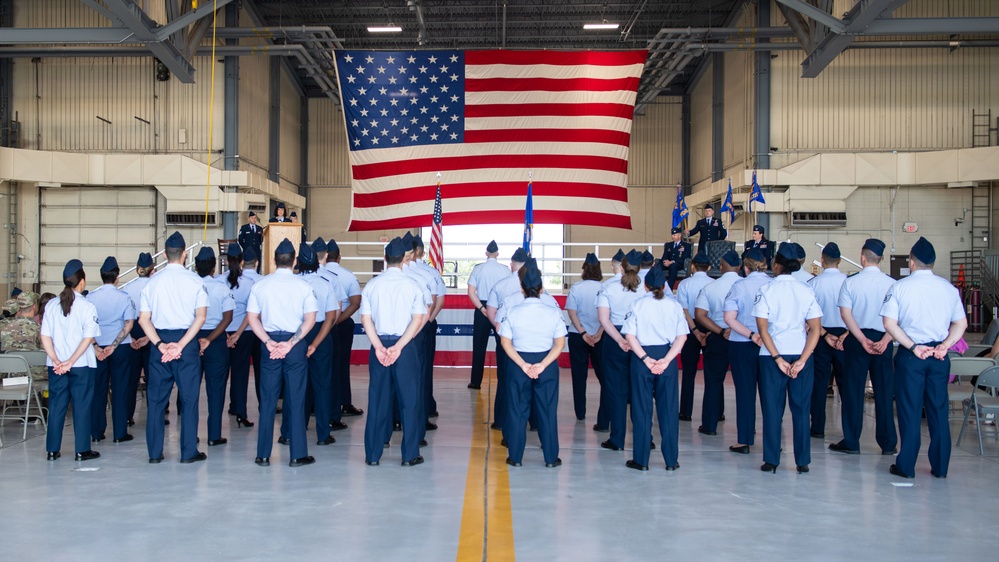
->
500, 439, 508, 448
127, 418, 135, 427
829, 441, 860, 454
810, 431, 824, 438
365, 460, 379, 466
236, 416, 255, 428
796, 465, 810, 474
401, 455, 425, 467
393, 422, 402, 432
729, 445, 751, 454
626, 460, 648, 471
719, 415, 726, 421
931, 470, 946, 479
149, 456, 164, 464
650, 441, 656, 450
317, 435, 336, 446
277, 436, 290, 445
678, 414, 692, 422
228, 407, 236, 416
46, 451, 61, 461
592, 424, 609, 433
491, 423, 503, 431
697, 426, 717, 436
545, 458, 562, 468
889, 464, 913, 479
75, 450, 100, 461
383, 442, 391, 448
430, 410, 439, 418
180, 452, 207, 464
600, 440, 622, 451
163, 418, 170, 425
505, 458, 522, 467
467, 383, 481, 390
882, 447, 898, 455
255, 457, 270, 467
289, 456, 316, 467
342, 405, 364, 417
665, 464, 680, 471
205, 438, 226, 447
529, 426, 537, 432
92, 434, 105, 443
329, 420, 348, 431
426, 421, 438, 431
114, 434, 134, 443
761, 462, 778, 473
275, 406, 282, 414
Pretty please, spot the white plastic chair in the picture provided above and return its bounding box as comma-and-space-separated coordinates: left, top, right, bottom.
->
957, 365, 999, 455
0, 355, 47, 442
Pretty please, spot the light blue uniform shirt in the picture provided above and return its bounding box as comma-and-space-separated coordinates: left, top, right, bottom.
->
139, 263, 210, 330
596, 280, 646, 326
247, 268, 319, 333
694, 271, 742, 329
499, 298, 568, 353
808, 268, 847, 328
487, 273, 523, 313
496, 291, 560, 325
468, 258, 512, 303
565, 279, 603, 334
791, 269, 815, 284
123, 277, 149, 321
676, 271, 712, 319
360, 267, 427, 336
87, 283, 137, 346
622, 292, 689, 346
402, 261, 434, 307
413, 259, 446, 297
880, 269, 964, 343
752, 275, 822, 355
243, 269, 263, 283
40, 293, 101, 368
601, 272, 622, 290
200, 276, 236, 331
324, 261, 362, 311
639, 268, 650, 282
838, 266, 896, 331
300, 272, 340, 319
215, 273, 255, 333
723, 271, 771, 343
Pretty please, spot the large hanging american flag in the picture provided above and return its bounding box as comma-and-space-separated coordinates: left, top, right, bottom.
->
334, 49, 646, 231
428, 174, 444, 273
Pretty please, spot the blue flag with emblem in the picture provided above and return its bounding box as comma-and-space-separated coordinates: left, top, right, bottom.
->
749, 170, 766, 212
721, 178, 735, 223
672, 183, 689, 229
523, 177, 534, 254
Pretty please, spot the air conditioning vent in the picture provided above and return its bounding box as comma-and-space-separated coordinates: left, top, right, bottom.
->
166, 212, 217, 226
790, 212, 847, 228
248, 204, 267, 215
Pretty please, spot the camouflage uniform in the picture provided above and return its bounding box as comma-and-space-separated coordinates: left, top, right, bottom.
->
1, 292, 47, 381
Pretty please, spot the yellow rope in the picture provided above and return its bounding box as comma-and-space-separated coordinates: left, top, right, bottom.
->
203, 0, 218, 241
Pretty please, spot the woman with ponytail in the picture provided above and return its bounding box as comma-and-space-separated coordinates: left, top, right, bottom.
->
622, 263, 688, 470
40, 259, 102, 462
221, 242, 256, 427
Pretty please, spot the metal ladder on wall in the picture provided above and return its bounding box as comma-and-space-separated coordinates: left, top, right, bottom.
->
4, 181, 16, 297
972, 110, 994, 147
971, 183, 991, 253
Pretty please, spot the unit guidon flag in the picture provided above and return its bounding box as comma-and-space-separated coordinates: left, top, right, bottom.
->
333, 49, 646, 231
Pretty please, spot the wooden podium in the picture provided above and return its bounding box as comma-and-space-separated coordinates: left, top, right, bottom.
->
262, 223, 304, 274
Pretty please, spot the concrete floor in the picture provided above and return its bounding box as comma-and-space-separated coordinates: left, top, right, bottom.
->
2, 366, 998, 561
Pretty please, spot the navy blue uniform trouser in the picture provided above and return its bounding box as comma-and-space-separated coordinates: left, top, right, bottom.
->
200, 330, 230, 442
679, 331, 704, 418
842, 331, 897, 452
251, 331, 262, 403
365, 335, 421, 464
759, 354, 813, 467
387, 328, 426, 443
227, 330, 254, 419
701, 333, 729, 432
602, 328, 630, 448
425, 319, 438, 415
126, 344, 147, 423
666, 263, 681, 290
331, 318, 355, 419
810, 327, 846, 435
630, 344, 679, 467
257, 332, 309, 460
146, 330, 202, 461
46, 366, 94, 455
493, 332, 510, 431
568, 332, 604, 422
894, 345, 950, 477
729, 340, 761, 446
93, 345, 133, 441
301, 323, 334, 442
505, 350, 560, 464
469, 304, 491, 387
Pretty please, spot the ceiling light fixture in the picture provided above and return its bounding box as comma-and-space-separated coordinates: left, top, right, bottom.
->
367, 25, 402, 33
583, 22, 620, 30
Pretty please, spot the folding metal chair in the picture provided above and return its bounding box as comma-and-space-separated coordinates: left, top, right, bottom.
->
957, 365, 999, 455
0, 355, 47, 442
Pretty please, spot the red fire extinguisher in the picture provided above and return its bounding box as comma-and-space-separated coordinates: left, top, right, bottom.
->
968, 284, 983, 333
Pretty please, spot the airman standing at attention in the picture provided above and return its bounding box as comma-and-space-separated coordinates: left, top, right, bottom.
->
194, 247, 234, 447
687, 203, 727, 253
324, 238, 365, 422
467, 240, 512, 390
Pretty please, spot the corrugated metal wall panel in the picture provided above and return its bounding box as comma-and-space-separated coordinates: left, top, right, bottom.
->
280, 71, 302, 190
723, 49, 754, 174
308, 98, 351, 188
237, 53, 270, 177
690, 62, 713, 189
627, 99, 682, 187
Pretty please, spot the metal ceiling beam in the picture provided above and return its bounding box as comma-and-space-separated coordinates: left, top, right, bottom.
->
801, 0, 910, 78
0, 27, 137, 43
94, 0, 197, 82
775, 2, 817, 53
865, 18, 999, 35
155, 0, 234, 41
774, 0, 844, 33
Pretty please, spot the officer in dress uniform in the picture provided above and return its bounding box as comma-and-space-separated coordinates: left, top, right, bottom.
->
807, 242, 847, 440
661, 228, 692, 290
270, 202, 290, 223
744, 225, 774, 270
485, 247, 530, 433
836, 238, 898, 455
311, 237, 349, 431
694, 250, 742, 435
41, 259, 101, 462
238, 212, 264, 273
498, 259, 567, 468
219, 242, 256, 428
754, 242, 823, 474
622, 264, 688, 471
125, 252, 154, 427
87, 256, 136, 443
412, 235, 446, 421
596, 250, 648, 451
467, 240, 512, 390
139, 232, 209, 464
246, 238, 318, 467
687, 203, 728, 254
360, 237, 427, 467
590, 249, 625, 433
194, 247, 234, 447
675, 252, 713, 422
722, 248, 771, 454
324, 239, 365, 420
880, 237, 965, 479
565, 253, 606, 423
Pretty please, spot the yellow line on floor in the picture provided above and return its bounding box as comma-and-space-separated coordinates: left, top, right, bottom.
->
456, 368, 515, 562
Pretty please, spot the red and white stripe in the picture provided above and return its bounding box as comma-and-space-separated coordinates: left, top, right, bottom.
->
345, 50, 647, 231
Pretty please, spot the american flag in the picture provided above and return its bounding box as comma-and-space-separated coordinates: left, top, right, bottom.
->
429, 175, 444, 273
334, 49, 646, 231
